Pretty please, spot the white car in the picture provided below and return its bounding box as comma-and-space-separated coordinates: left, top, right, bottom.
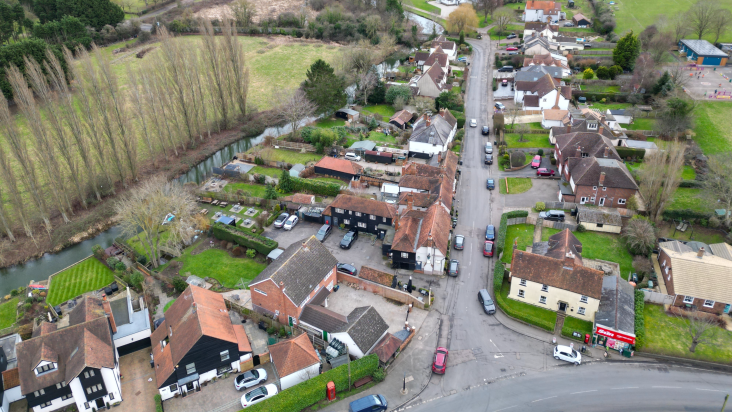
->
240, 384, 278, 408
495, 102, 505, 110
283, 215, 299, 230
554, 345, 582, 365
234, 368, 267, 391
470, 119, 477, 127
344, 152, 361, 161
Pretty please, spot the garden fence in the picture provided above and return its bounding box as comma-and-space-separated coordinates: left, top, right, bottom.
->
545, 201, 577, 209
274, 141, 317, 152
506, 217, 528, 225
0, 325, 19, 339
641, 289, 674, 305
573, 50, 613, 55
505, 129, 550, 135
198, 190, 276, 209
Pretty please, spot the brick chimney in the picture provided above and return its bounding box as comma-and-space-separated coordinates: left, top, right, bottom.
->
599, 172, 606, 186
575, 145, 581, 158
437, 152, 442, 163
598, 125, 604, 135
564, 251, 575, 268
394, 211, 401, 231
603, 146, 609, 158
407, 193, 414, 211
566, 124, 571, 133
697, 246, 705, 258
426, 115, 431, 127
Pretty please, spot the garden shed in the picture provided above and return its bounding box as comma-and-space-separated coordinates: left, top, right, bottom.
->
336, 108, 360, 123
349, 141, 377, 156
365, 150, 393, 164
576, 206, 622, 233
216, 216, 236, 226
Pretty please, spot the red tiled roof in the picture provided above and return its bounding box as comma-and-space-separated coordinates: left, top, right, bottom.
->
511, 249, 604, 299
372, 333, 403, 363
269, 334, 320, 378
391, 110, 413, 126
2, 368, 20, 390
417, 204, 452, 255
402, 162, 442, 178
359, 266, 395, 287
323, 194, 397, 219
282, 193, 315, 204
232, 325, 252, 353
398, 192, 439, 208
525, 0, 561, 11
315, 157, 363, 176
391, 216, 422, 253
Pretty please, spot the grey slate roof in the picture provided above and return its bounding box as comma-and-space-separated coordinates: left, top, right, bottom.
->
299, 305, 348, 332
249, 236, 338, 306
577, 205, 622, 226
516, 65, 563, 82
710, 243, 732, 261
609, 109, 627, 116
659, 240, 693, 254
337, 306, 389, 354
410, 114, 453, 146
568, 158, 639, 190
596, 275, 636, 335
110, 297, 130, 326
680, 39, 728, 57
349, 141, 377, 151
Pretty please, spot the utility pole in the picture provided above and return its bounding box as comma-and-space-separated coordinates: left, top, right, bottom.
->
722, 394, 729, 412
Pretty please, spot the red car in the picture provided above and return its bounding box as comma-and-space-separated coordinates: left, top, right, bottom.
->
432, 347, 448, 374
536, 168, 556, 177
506, 46, 518, 51
484, 241, 494, 257
531, 155, 542, 168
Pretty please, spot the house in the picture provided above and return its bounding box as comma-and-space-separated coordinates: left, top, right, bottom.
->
524, 54, 571, 77
151, 286, 252, 401
398, 151, 457, 208
608, 109, 633, 124
594, 275, 636, 351
678, 39, 729, 66
249, 236, 338, 325
514, 73, 571, 110
109, 289, 152, 356
523, 34, 554, 56
560, 157, 639, 207
523, 1, 565, 23
623, 139, 659, 155
313, 157, 363, 181
523, 22, 558, 40
581, 108, 621, 132
416, 64, 449, 98
422, 50, 450, 74
298, 305, 389, 359
397, 192, 439, 212
515, 65, 563, 83
390, 110, 413, 129
554, 35, 585, 51
16, 296, 122, 412
391, 203, 452, 273
658, 241, 732, 314
509, 229, 604, 321
268, 334, 320, 390
549, 113, 627, 146
553, 130, 622, 175
572, 13, 591, 27
542, 109, 569, 129
407, 109, 458, 158
429, 36, 457, 60
1, 334, 23, 412
323, 194, 397, 235
576, 205, 622, 233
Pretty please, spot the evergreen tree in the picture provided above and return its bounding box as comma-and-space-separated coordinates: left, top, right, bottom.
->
613, 30, 641, 71
302, 59, 347, 116
264, 183, 278, 200
279, 169, 295, 193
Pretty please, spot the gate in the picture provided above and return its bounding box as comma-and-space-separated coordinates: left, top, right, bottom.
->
253, 354, 260, 367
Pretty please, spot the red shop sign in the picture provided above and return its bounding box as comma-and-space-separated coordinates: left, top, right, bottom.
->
595, 326, 636, 345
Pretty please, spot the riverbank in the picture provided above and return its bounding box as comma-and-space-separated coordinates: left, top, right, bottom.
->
0, 112, 276, 270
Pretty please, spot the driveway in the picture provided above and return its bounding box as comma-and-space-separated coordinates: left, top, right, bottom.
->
118, 349, 157, 412
501, 153, 556, 178
502, 179, 559, 208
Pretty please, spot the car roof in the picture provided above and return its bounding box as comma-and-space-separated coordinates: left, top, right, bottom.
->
455, 234, 464, 239
556, 345, 572, 351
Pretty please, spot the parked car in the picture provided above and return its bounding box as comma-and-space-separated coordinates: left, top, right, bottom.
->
486, 179, 495, 190
315, 224, 332, 241
502, 79, 508, 87
483, 240, 494, 257
484, 142, 493, 154
340, 230, 359, 249
448, 259, 459, 277
454, 235, 465, 250
554, 345, 582, 365
240, 384, 278, 408
235, 369, 267, 391
485, 225, 495, 240
495, 102, 506, 110
508, 51, 519, 55
531, 155, 542, 168
432, 347, 449, 374
564, 22, 574, 27
497, 66, 514, 72
470, 119, 477, 127
584, 43, 592, 48
478, 289, 496, 314
452, 216, 458, 228
344, 152, 362, 161
485, 154, 493, 165
536, 168, 556, 177
283, 215, 298, 230
482, 126, 490, 135
349, 395, 388, 412
273, 212, 290, 228
540, 210, 566, 222
337, 262, 357, 276
506, 46, 518, 51
506, 33, 517, 39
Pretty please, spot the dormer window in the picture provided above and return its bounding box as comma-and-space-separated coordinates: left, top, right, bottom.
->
588, 122, 598, 130
36, 363, 56, 375
581, 153, 589, 158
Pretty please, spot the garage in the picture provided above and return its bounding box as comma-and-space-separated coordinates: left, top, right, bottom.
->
117, 337, 152, 357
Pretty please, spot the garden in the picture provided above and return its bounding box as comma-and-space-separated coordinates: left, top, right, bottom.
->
504, 133, 552, 149
0, 297, 18, 330
498, 178, 533, 195
501, 223, 535, 264
46, 257, 116, 306
541, 229, 634, 279
175, 244, 267, 289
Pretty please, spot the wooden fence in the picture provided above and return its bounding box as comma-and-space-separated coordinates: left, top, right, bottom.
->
573, 50, 613, 55
274, 141, 317, 152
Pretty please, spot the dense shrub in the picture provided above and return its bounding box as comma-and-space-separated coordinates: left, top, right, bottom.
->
115, 261, 127, 272
510, 151, 526, 168
494, 260, 505, 290
453, 110, 466, 129
634, 289, 645, 348
130, 272, 145, 289
661, 209, 712, 222
679, 180, 702, 188
496, 210, 529, 257
106, 257, 120, 268
172, 276, 188, 293
576, 223, 586, 232
535, 201, 546, 212
212, 223, 279, 255
290, 177, 341, 196
154, 395, 163, 412
615, 147, 645, 159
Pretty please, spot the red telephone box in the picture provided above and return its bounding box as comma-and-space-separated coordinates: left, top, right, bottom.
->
584, 334, 590, 344
326, 381, 336, 401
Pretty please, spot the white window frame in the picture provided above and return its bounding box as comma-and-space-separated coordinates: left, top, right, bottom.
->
541, 284, 549, 292
577, 307, 586, 315
254, 288, 267, 296
602, 186, 607, 191
357, 222, 367, 228
617, 198, 626, 205
355, 212, 362, 217
383, 217, 387, 222
335, 208, 344, 214
370, 215, 376, 220
518, 289, 525, 298
519, 279, 527, 286
580, 197, 588, 204
683, 295, 694, 304
539, 296, 547, 304
580, 295, 588, 304
343, 219, 350, 224
592, 186, 597, 190
401, 252, 409, 258
704, 300, 715, 308
220, 350, 230, 362
186, 362, 196, 375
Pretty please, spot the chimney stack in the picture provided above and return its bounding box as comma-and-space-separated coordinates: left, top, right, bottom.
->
394, 211, 401, 231
566, 124, 571, 133
564, 251, 575, 268
407, 193, 414, 211
599, 172, 606, 186
603, 146, 609, 158
426, 116, 431, 127
697, 247, 705, 258
575, 145, 581, 158
598, 125, 604, 135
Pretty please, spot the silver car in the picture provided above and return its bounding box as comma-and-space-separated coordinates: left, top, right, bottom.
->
234, 368, 267, 391
484, 142, 493, 154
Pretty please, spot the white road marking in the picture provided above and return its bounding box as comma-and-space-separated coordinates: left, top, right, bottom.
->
490, 339, 504, 358
611, 387, 638, 390
531, 396, 557, 403
492, 406, 517, 412
652, 386, 681, 389
696, 388, 724, 392
570, 390, 597, 395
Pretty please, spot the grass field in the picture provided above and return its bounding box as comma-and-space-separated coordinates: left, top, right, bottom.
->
250, 147, 323, 165
178, 248, 267, 288
542, 229, 634, 279
682, 165, 696, 181
506, 122, 545, 131
47, 258, 115, 306
163, 299, 176, 313
589, 102, 631, 111
657, 221, 726, 245
668, 187, 707, 213
497, 281, 557, 331
404, 0, 441, 14
250, 166, 283, 178
0, 298, 18, 329
504, 133, 552, 148
501, 224, 535, 264
499, 178, 533, 195
367, 131, 398, 145
561, 316, 594, 338
693, 101, 732, 154
643, 304, 732, 364
581, 84, 621, 93
224, 182, 272, 198
310, 177, 345, 185
363, 105, 397, 118
625, 118, 656, 131
314, 118, 345, 128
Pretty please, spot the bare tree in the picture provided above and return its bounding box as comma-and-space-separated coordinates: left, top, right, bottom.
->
646, 34, 672, 64
116, 177, 197, 268
200, 20, 232, 130
506, 108, 520, 130
689, 0, 717, 40
638, 140, 686, 222
631, 53, 658, 91
220, 19, 249, 119
493, 7, 513, 34
514, 123, 529, 142
668, 13, 690, 44
621, 216, 657, 255
159, 27, 198, 147
414, 96, 435, 114
476, 0, 502, 23
0, 145, 31, 238
673, 311, 719, 353
0, 184, 15, 241
341, 44, 376, 78
356, 68, 379, 106
230, 0, 256, 27
702, 154, 732, 227
710, 9, 732, 44
277, 89, 316, 139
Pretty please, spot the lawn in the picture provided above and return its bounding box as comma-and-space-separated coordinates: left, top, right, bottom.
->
0, 298, 18, 329
499, 178, 533, 195
489, 24, 525, 39
313, 118, 345, 128
506, 122, 545, 131
224, 182, 272, 198
310, 177, 345, 186
177, 248, 267, 289
694, 101, 732, 154
453, 70, 463, 78
561, 316, 594, 339
250, 166, 284, 178
367, 131, 398, 145
363, 105, 397, 118
542, 229, 634, 279
625, 118, 656, 131
501, 224, 535, 264
558, 27, 596, 34
163, 299, 176, 313
682, 165, 696, 181
47, 258, 115, 306
642, 304, 732, 364
581, 84, 621, 93
668, 188, 708, 213
504, 133, 552, 148
250, 147, 323, 165
589, 102, 630, 111
497, 281, 557, 331
657, 221, 726, 244
404, 0, 441, 14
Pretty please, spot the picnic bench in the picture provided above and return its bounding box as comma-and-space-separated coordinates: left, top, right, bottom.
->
676, 222, 688, 232
199, 209, 209, 215
219, 201, 229, 208
354, 376, 373, 388
200, 197, 212, 204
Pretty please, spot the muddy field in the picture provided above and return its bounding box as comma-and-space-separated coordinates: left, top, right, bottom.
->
193, 0, 317, 24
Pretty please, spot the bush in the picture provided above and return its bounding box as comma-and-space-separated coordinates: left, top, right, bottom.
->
494, 260, 505, 290
616, 147, 645, 159
115, 261, 126, 272
172, 276, 188, 293
212, 223, 279, 254
246, 249, 256, 258
154, 395, 163, 412
634, 289, 645, 349
23, 303, 32, 311
537, 149, 544, 156
130, 272, 145, 289
246, 354, 379, 412
662, 209, 712, 222
550, 157, 557, 165
678, 180, 702, 188
92, 244, 104, 257
137, 255, 147, 265
510, 151, 526, 168
576, 224, 586, 232
535, 201, 546, 212
106, 257, 119, 268
372, 367, 386, 382
290, 177, 341, 196
496, 210, 529, 258
583, 68, 594, 80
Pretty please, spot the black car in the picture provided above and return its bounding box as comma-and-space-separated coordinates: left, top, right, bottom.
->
448, 259, 459, 277
486, 179, 495, 190
454, 235, 465, 250
340, 230, 358, 249
451, 216, 458, 228
497, 66, 514, 72
481, 126, 490, 136
337, 263, 357, 276
485, 225, 495, 241
485, 154, 493, 165
273, 212, 290, 228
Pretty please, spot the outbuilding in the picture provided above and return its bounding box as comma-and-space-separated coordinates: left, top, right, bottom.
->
269, 334, 321, 390
678, 39, 729, 66
576, 206, 622, 234
593, 275, 636, 354
365, 150, 393, 164
335, 108, 360, 123
314, 157, 363, 181
571, 13, 591, 27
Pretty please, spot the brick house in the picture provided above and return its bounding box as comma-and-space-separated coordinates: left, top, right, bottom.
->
559, 157, 638, 208
249, 236, 338, 325
523, 0, 565, 22
322, 194, 397, 235
549, 112, 628, 146
553, 131, 622, 174
658, 241, 732, 315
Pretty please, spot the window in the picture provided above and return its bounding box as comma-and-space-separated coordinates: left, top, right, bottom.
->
335, 208, 344, 214
220, 350, 230, 362
683, 296, 694, 304
370, 215, 376, 220
40, 402, 52, 408
343, 219, 350, 224
354, 212, 361, 217
519, 279, 527, 286
84, 403, 89, 410
61, 394, 73, 401
84, 370, 95, 379
581, 153, 589, 158
36, 364, 55, 374
592, 186, 597, 190
357, 222, 367, 228
541, 284, 549, 292
577, 307, 586, 315
109, 393, 115, 401
539, 296, 547, 304
580, 295, 588, 304
597, 223, 604, 228
56, 381, 67, 389
383, 217, 387, 222
254, 288, 267, 296
186, 363, 196, 375
602, 187, 607, 191
617, 198, 626, 205
518, 289, 525, 298
590, 197, 595, 202
169, 384, 178, 392
704, 300, 715, 308
86, 388, 92, 395
401, 252, 409, 258
580, 197, 588, 204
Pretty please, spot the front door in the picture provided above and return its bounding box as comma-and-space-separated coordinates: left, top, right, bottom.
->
186, 382, 195, 392
95, 398, 105, 409
599, 197, 606, 206
725, 304, 731, 314
558, 302, 567, 312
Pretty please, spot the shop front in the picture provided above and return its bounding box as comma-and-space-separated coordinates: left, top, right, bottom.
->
593, 325, 635, 355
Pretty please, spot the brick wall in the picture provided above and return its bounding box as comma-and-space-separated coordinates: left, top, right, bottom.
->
573, 185, 637, 209
251, 268, 337, 324
336, 272, 426, 309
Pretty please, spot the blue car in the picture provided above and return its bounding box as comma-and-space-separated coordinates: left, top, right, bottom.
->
485, 225, 495, 241
486, 179, 495, 190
